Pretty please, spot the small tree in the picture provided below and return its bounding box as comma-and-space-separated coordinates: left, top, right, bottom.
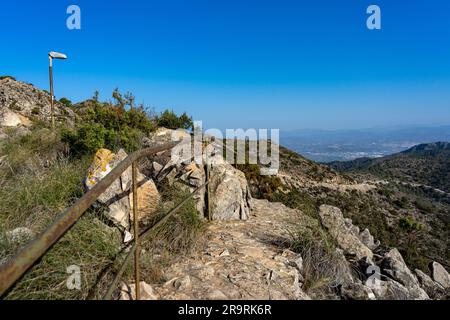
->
59, 97, 72, 108
157, 109, 193, 130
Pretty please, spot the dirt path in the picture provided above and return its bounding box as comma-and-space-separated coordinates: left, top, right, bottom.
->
151, 199, 310, 300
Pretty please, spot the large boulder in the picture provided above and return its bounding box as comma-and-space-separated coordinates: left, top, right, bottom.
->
379, 248, 429, 299
430, 261, 450, 288
144, 129, 252, 221
209, 154, 253, 220
0, 109, 22, 127
85, 148, 160, 229
318, 205, 373, 259
415, 269, 445, 299
368, 279, 411, 300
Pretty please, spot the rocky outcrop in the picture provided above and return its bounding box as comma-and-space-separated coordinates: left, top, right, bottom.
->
0, 109, 22, 127
430, 261, 450, 288
415, 269, 445, 299
0, 77, 74, 125
379, 248, 429, 299
358, 228, 380, 250
145, 128, 253, 221
84, 148, 160, 230
209, 154, 253, 220
317, 205, 434, 300
319, 205, 373, 259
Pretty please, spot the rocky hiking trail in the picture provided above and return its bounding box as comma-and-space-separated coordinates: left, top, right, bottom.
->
122, 199, 310, 300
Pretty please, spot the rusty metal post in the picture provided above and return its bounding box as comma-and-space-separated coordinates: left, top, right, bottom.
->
49, 56, 55, 130
0, 142, 178, 298
131, 162, 140, 300
205, 160, 212, 221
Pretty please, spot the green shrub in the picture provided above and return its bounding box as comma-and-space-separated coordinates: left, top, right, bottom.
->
289, 217, 348, 297
62, 123, 106, 156
236, 163, 282, 198
0, 75, 16, 81
399, 216, 424, 232
156, 109, 193, 130
62, 89, 164, 156
59, 97, 72, 108
31, 106, 40, 115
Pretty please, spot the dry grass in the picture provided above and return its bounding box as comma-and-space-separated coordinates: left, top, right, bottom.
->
0, 128, 123, 299
288, 215, 349, 299
137, 183, 206, 284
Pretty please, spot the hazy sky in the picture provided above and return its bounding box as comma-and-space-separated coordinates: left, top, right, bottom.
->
1, 0, 450, 130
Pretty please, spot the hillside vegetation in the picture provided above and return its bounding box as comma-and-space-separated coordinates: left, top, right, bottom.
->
329, 142, 450, 193
1, 77, 449, 300
0, 78, 199, 299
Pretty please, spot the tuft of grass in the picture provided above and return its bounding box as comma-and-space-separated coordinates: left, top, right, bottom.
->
288, 214, 349, 298
0, 128, 124, 300
3, 212, 121, 300
138, 183, 205, 284
0, 127, 67, 176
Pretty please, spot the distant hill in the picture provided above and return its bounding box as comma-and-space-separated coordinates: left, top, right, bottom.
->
329, 142, 450, 193
281, 126, 450, 162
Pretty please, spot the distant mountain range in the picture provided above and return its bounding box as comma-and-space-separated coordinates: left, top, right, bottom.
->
280, 126, 450, 162
329, 142, 450, 193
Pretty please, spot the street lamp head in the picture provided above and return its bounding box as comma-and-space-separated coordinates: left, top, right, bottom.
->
49, 51, 68, 60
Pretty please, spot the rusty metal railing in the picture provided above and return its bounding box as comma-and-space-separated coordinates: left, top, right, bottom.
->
0, 141, 179, 298
102, 179, 212, 300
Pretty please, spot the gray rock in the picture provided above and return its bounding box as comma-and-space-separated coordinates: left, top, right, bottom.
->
358, 228, 379, 250
0, 109, 21, 127
430, 261, 450, 289
152, 161, 164, 177
415, 269, 445, 299
341, 283, 375, 300
380, 248, 429, 299
84, 148, 159, 229
119, 281, 158, 300
369, 280, 411, 300
209, 154, 253, 221
6, 227, 35, 244
319, 205, 373, 259
173, 276, 191, 290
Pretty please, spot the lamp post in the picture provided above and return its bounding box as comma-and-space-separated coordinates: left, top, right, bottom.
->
48, 51, 67, 130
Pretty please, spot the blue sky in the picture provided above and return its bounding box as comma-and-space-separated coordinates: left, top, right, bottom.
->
1, 0, 450, 130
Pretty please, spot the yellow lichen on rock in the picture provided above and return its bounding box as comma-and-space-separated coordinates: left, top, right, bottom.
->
85, 148, 114, 188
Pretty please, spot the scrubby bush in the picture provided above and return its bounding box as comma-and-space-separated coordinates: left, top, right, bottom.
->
399, 216, 424, 232
156, 109, 193, 130
0, 75, 16, 81
289, 217, 348, 298
59, 97, 72, 108
62, 89, 163, 156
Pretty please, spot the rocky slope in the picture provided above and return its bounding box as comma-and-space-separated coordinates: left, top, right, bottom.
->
117, 131, 450, 300
1, 78, 449, 300
0, 77, 74, 129
329, 142, 450, 193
